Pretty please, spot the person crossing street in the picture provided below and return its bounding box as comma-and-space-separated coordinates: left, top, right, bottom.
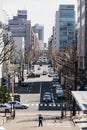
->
38, 114, 43, 127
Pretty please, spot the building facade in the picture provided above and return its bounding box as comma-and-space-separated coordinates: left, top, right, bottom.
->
77, 0, 87, 70
32, 24, 44, 50
32, 24, 44, 41
0, 28, 4, 86
55, 5, 75, 50
9, 10, 31, 53
13, 37, 25, 64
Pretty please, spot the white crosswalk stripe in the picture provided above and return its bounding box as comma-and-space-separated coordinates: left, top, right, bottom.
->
27, 103, 61, 107
46, 123, 72, 127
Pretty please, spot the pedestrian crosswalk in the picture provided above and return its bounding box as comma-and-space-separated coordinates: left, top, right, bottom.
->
27, 103, 62, 107
46, 122, 72, 128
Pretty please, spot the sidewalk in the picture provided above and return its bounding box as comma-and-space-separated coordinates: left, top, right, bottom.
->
72, 115, 87, 130
1, 112, 79, 130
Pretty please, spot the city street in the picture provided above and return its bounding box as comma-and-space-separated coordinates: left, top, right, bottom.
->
0, 64, 79, 130
1, 1, 87, 129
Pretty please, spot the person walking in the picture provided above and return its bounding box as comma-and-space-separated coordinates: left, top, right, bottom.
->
38, 114, 43, 127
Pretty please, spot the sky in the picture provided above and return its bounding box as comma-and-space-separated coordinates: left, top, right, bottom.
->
2, 0, 77, 43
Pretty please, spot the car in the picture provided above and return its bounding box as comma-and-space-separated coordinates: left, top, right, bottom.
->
0, 103, 11, 113
35, 74, 40, 77
37, 67, 41, 70
56, 86, 63, 94
44, 92, 52, 96
42, 71, 47, 75
42, 92, 52, 102
56, 89, 64, 99
43, 95, 52, 102
7, 101, 28, 109
48, 64, 52, 67
53, 77, 60, 82
39, 63, 42, 66
13, 94, 20, 102
27, 73, 35, 78
52, 82, 60, 88
48, 73, 56, 77
56, 87, 64, 99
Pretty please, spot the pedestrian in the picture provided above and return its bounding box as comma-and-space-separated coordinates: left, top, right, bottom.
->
38, 114, 43, 127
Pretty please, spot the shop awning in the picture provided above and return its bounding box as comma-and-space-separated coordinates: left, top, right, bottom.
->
72, 91, 87, 114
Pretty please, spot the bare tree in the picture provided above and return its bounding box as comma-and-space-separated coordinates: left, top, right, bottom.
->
0, 30, 15, 64
54, 45, 77, 79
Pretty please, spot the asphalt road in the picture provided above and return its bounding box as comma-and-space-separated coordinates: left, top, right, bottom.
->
14, 64, 80, 112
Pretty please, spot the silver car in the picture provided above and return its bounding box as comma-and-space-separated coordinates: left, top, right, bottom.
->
7, 101, 29, 109
0, 103, 11, 113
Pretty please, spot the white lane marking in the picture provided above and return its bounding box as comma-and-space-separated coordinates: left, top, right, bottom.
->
40, 82, 42, 93
39, 82, 42, 102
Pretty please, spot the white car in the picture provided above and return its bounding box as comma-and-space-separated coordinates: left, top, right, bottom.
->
52, 82, 60, 88
0, 103, 11, 113
7, 101, 28, 109
43, 92, 52, 102
43, 95, 52, 102
56, 87, 63, 94
56, 87, 64, 99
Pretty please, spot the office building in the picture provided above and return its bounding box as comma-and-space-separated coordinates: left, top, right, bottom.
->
55, 5, 75, 50
9, 10, 31, 53
32, 24, 44, 50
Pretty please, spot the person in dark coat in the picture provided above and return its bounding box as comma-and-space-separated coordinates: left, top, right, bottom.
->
38, 114, 43, 127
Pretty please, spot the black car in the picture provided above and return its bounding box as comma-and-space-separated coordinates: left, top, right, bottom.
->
42, 71, 47, 75
35, 74, 40, 77
14, 94, 20, 102
27, 73, 35, 78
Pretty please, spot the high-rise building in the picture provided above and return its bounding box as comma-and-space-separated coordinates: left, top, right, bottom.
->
77, 0, 87, 70
9, 10, 31, 53
32, 24, 44, 50
32, 24, 44, 41
55, 5, 75, 50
